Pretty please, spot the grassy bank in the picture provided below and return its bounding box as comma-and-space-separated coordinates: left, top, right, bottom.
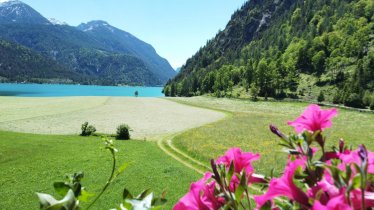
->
169, 96, 374, 175
0, 131, 200, 209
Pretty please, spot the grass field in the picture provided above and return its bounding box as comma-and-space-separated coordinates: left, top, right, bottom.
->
169, 96, 374, 175
0, 131, 200, 209
0, 97, 224, 140
1, 95, 373, 209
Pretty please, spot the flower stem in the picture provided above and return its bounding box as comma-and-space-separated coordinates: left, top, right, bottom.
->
245, 188, 252, 209
85, 151, 117, 210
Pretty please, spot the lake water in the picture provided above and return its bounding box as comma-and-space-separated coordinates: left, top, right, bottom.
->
0, 83, 164, 97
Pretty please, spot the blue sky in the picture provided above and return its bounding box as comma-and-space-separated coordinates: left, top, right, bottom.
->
21, 0, 247, 69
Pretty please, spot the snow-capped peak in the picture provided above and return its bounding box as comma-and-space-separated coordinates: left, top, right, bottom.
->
48, 18, 67, 25
0, 0, 51, 25
78, 20, 116, 32
0, 0, 22, 6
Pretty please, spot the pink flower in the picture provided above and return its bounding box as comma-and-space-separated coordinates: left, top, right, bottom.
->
339, 149, 374, 174
307, 179, 339, 205
288, 104, 337, 133
350, 189, 374, 210
254, 159, 309, 209
312, 194, 352, 210
216, 148, 260, 174
174, 173, 223, 210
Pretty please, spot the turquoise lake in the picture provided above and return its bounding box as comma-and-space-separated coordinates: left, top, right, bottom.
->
0, 83, 164, 97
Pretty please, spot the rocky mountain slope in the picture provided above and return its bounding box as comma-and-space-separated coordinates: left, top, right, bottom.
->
0, 0, 176, 86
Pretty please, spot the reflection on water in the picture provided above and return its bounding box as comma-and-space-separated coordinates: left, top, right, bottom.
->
0, 91, 38, 96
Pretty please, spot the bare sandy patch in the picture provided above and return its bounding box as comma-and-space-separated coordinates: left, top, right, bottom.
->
0, 97, 225, 139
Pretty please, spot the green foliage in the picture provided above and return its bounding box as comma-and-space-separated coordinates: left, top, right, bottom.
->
80, 122, 96, 136
249, 84, 259, 101
344, 93, 364, 108
317, 91, 325, 102
0, 39, 80, 83
36, 138, 166, 210
165, 0, 374, 109
116, 124, 131, 140
370, 101, 374, 110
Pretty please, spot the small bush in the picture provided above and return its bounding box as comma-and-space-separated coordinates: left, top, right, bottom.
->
344, 93, 364, 108
332, 91, 342, 104
317, 91, 325, 102
116, 124, 131, 140
80, 122, 96, 136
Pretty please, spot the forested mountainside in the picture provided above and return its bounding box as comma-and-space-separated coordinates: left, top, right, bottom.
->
77, 20, 176, 82
164, 0, 374, 109
0, 39, 81, 83
0, 0, 176, 86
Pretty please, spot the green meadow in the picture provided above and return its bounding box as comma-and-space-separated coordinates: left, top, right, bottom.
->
169, 97, 374, 176
1, 96, 373, 209
0, 131, 200, 209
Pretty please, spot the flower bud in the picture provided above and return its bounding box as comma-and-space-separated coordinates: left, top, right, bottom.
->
358, 144, 368, 162
210, 159, 221, 185
269, 124, 286, 139
339, 138, 344, 153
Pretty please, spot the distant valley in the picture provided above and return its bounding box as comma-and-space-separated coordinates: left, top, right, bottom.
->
0, 0, 176, 86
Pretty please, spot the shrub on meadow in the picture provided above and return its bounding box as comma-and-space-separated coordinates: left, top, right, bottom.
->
317, 90, 325, 102
80, 122, 96, 136
116, 124, 131, 140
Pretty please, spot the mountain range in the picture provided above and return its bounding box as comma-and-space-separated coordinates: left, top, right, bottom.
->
0, 0, 176, 86
165, 0, 374, 109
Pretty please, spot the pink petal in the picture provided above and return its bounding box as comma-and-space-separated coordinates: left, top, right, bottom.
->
254, 159, 309, 209
288, 104, 338, 133
312, 194, 352, 210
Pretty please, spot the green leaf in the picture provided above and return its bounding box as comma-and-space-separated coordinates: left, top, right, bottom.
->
227, 161, 235, 182
138, 189, 151, 199
350, 175, 362, 190
116, 162, 130, 177
78, 189, 94, 202
152, 198, 167, 207
123, 188, 133, 199
53, 182, 70, 197
234, 173, 247, 201
301, 140, 309, 155
73, 172, 84, 182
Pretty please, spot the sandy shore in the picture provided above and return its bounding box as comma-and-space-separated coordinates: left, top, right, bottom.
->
0, 97, 225, 139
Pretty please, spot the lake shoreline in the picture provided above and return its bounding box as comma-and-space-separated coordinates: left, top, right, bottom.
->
0, 83, 165, 97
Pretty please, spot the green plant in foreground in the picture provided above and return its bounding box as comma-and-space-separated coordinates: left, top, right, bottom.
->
80, 122, 96, 136
116, 124, 131, 140
36, 137, 166, 210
